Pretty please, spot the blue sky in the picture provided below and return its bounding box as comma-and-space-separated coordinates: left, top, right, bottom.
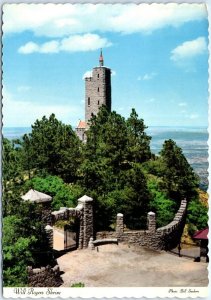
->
2, 3, 209, 127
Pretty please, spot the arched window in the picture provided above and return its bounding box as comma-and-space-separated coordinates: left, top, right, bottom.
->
98, 100, 100, 105
88, 97, 90, 106
98, 87, 99, 92
97, 74, 99, 78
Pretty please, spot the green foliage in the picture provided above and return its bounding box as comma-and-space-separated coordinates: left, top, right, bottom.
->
24, 175, 84, 210
159, 139, 199, 201
126, 108, 151, 163
21, 114, 82, 182
2, 138, 25, 216
3, 138, 23, 183
71, 282, 85, 287
142, 158, 164, 177
3, 110, 206, 286
3, 202, 52, 287
147, 178, 176, 227
186, 199, 208, 236
80, 107, 151, 230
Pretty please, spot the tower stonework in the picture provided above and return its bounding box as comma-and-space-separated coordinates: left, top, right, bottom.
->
76, 50, 112, 141
85, 51, 111, 123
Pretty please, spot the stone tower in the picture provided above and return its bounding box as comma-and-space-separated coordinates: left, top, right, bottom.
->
85, 49, 111, 123
76, 50, 112, 141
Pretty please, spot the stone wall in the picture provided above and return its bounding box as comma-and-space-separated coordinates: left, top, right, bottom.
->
85, 66, 111, 123
155, 199, 187, 250
95, 199, 187, 251
75, 127, 86, 142
37, 202, 52, 226
51, 195, 94, 249
96, 231, 117, 240
27, 265, 63, 287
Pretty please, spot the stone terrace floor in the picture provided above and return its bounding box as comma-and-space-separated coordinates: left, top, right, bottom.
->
57, 243, 208, 287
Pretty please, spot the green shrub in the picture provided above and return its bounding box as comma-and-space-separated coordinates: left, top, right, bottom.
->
24, 175, 84, 210
148, 178, 176, 227
71, 282, 85, 287
186, 199, 208, 236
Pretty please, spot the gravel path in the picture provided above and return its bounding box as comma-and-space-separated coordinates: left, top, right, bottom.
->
57, 243, 208, 287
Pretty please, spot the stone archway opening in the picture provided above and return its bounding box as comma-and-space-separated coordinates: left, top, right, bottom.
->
51, 195, 94, 252
53, 217, 80, 252
64, 217, 80, 250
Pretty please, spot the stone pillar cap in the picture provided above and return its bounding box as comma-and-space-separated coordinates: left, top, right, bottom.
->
45, 225, 53, 230
148, 211, 155, 216
78, 195, 93, 203
117, 213, 123, 217
60, 207, 67, 211
21, 189, 52, 203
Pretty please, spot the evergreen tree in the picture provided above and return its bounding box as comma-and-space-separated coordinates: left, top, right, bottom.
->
79, 106, 151, 230
126, 108, 151, 163
160, 139, 199, 201
21, 114, 82, 182
2, 138, 24, 216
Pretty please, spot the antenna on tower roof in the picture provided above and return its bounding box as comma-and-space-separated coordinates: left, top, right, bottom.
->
99, 48, 104, 67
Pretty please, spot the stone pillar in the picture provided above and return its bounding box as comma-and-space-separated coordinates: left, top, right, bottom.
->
116, 213, 124, 238
45, 225, 53, 249
148, 212, 156, 232
78, 215, 84, 250
78, 195, 93, 248
88, 237, 95, 250
41, 202, 52, 225
21, 190, 53, 225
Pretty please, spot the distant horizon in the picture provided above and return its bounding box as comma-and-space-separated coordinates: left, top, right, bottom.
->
3, 124, 208, 129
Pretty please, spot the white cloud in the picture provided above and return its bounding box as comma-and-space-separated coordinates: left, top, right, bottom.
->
3, 3, 207, 37
18, 42, 39, 54
189, 113, 199, 119
178, 102, 187, 107
40, 41, 60, 53
17, 85, 31, 92
138, 72, 157, 81
60, 34, 112, 52
170, 37, 207, 62
82, 70, 93, 79
111, 70, 116, 76
18, 34, 111, 54
2, 86, 83, 127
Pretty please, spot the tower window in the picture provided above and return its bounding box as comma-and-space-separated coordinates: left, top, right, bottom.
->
97, 74, 99, 78
88, 97, 90, 106
98, 87, 99, 92
98, 100, 100, 105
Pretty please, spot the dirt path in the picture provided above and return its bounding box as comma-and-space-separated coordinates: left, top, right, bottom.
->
53, 228, 64, 251
57, 243, 208, 287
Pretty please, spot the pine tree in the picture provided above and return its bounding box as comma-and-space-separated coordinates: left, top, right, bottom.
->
160, 139, 199, 201
126, 108, 151, 163
21, 114, 82, 182
79, 106, 151, 230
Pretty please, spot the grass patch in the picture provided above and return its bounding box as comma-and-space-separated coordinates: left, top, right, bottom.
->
71, 282, 85, 287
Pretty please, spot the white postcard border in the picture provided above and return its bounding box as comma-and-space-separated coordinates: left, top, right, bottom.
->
1, 0, 210, 299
